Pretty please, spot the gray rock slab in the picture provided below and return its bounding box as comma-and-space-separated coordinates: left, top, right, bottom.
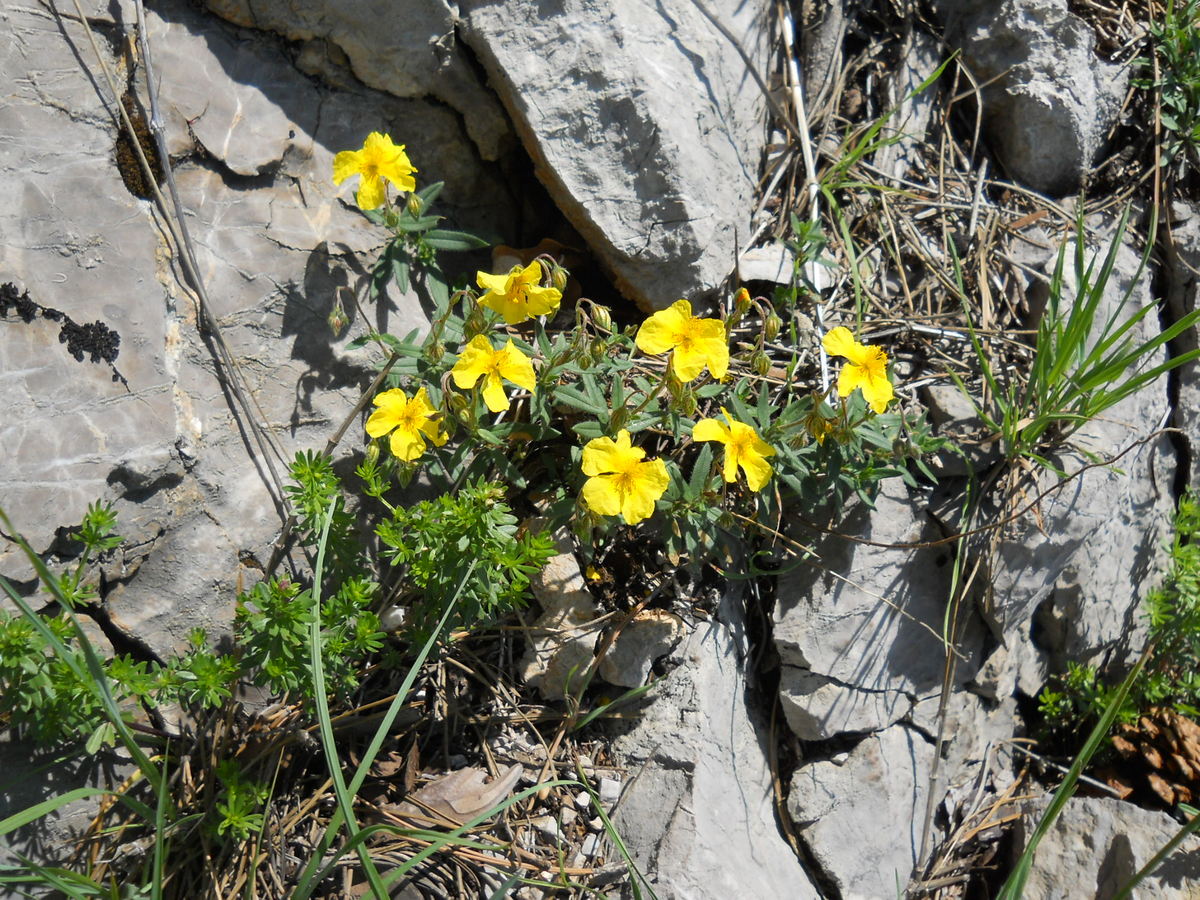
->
201, 0, 512, 160
773, 479, 986, 741
1013, 796, 1200, 899
1164, 202, 1200, 491
459, 0, 771, 311
934, 0, 1128, 196
3, 0, 530, 657
609, 591, 817, 900
788, 724, 934, 900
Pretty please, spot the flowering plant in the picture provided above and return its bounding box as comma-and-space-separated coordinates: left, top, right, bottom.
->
335, 133, 941, 576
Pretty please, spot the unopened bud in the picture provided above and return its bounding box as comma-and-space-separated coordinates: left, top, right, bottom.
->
734, 287, 752, 314
551, 264, 569, 293
328, 291, 349, 336
592, 305, 613, 333
406, 193, 423, 218
751, 350, 771, 377
449, 392, 470, 417
764, 312, 783, 342
465, 307, 487, 338
677, 389, 697, 417
364, 442, 380, 467
608, 407, 629, 432
426, 341, 445, 363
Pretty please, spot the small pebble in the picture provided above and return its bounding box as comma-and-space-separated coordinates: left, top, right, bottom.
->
560, 808, 577, 826
530, 815, 561, 841
598, 776, 621, 804
574, 790, 592, 811
587, 816, 603, 832
580, 834, 602, 858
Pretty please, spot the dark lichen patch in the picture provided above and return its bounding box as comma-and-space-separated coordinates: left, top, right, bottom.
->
1, 282, 127, 385
114, 91, 163, 201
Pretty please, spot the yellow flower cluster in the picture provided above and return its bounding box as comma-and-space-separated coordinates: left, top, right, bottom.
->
337, 135, 896, 533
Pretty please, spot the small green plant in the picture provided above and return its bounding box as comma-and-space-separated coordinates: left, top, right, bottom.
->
1039, 490, 1200, 731
1135, 0, 1200, 181
952, 207, 1200, 469
376, 478, 555, 634
211, 759, 269, 842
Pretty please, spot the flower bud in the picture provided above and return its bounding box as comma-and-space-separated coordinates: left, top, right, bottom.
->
364, 442, 380, 467
551, 264, 570, 293
751, 349, 771, 377
734, 287, 752, 314
677, 388, 697, 417
406, 193, 423, 218
327, 301, 348, 337
608, 407, 629, 432
464, 306, 486, 338
426, 341, 445, 363
592, 304, 613, 333
764, 312, 783, 342
449, 392, 470, 418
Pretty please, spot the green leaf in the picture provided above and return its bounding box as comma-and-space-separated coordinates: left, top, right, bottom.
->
422, 229, 489, 251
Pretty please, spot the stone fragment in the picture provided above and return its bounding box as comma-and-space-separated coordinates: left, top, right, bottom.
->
933, 0, 1128, 195
597, 609, 684, 688
738, 245, 795, 287
788, 725, 934, 899
520, 527, 601, 701
610, 590, 818, 899
459, 0, 772, 310
1013, 797, 1200, 899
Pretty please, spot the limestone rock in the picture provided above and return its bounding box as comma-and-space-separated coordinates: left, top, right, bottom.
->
459, 0, 772, 310
609, 591, 817, 899
1013, 796, 1200, 899
934, 0, 1128, 196
200, 0, 512, 160
0, 0, 528, 660
773, 479, 986, 741
597, 609, 684, 689
788, 725, 934, 899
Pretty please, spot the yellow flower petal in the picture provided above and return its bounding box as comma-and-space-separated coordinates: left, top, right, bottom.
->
497, 340, 537, 393
581, 474, 625, 517
619, 457, 668, 524
822, 326, 859, 360
738, 448, 774, 491
635, 300, 690, 355
450, 335, 495, 389
581, 430, 642, 477
332, 149, 363, 185
691, 417, 729, 444
481, 371, 510, 412
356, 175, 387, 211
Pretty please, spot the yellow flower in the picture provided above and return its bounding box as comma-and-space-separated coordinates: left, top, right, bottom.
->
476, 262, 562, 324
635, 299, 729, 382
822, 326, 894, 414
580, 430, 669, 525
332, 132, 417, 210
365, 387, 447, 462
692, 408, 775, 491
450, 336, 537, 413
